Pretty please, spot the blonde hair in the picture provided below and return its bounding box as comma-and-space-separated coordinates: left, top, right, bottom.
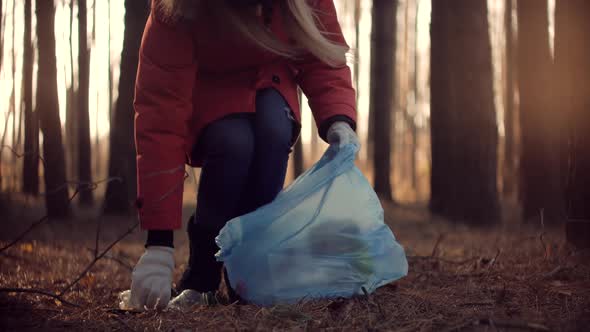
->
156, 0, 348, 67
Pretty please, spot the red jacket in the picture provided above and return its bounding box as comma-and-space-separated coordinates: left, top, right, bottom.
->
134, 0, 357, 230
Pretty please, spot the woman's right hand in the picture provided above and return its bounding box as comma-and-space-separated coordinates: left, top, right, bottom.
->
327, 121, 359, 148
129, 246, 175, 310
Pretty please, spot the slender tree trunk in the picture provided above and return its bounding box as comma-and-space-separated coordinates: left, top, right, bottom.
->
36, 0, 70, 217
0, 86, 10, 190
0, 0, 4, 191
517, 0, 564, 224
555, 0, 590, 229
430, 0, 500, 224
103, 0, 149, 214
0, 0, 2, 69
411, 0, 421, 193
0, 0, 3, 191
66, 0, 77, 183
77, 0, 92, 204
292, 138, 304, 177
92, 0, 100, 177
354, 0, 360, 109
23, 0, 39, 195
16, 81, 24, 189
370, 0, 396, 201
107, 0, 112, 122
366, 2, 376, 171
310, 111, 318, 160
410, 117, 417, 191
10, 0, 16, 191
503, 0, 517, 195
398, 0, 410, 186
293, 91, 304, 177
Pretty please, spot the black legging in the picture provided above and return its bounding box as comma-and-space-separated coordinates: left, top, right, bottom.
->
181, 88, 295, 292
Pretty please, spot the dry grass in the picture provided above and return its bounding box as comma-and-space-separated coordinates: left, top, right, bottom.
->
1, 201, 589, 331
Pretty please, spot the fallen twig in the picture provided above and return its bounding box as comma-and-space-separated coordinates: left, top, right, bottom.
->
361, 286, 385, 319
0, 189, 79, 254
0, 287, 80, 307
84, 247, 133, 271
0, 176, 123, 255
110, 315, 136, 332
485, 248, 502, 273
539, 209, 548, 260
431, 234, 445, 257
458, 301, 495, 307
446, 317, 550, 332
59, 222, 139, 296
535, 265, 572, 281
408, 255, 479, 265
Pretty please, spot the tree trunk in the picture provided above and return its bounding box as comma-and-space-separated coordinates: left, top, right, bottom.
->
430, 0, 500, 224
0, 0, 3, 188
293, 90, 304, 177
517, 0, 564, 224
107, 0, 113, 122
36, 0, 70, 217
10, 0, 16, 191
354, 0, 360, 110
503, 0, 517, 195
366, 2, 375, 172
411, 0, 420, 193
410, 117, 417, 191
0, 0, 2, 69
292, 138, 304, 178
23, 0, 39, 195
370, 0, 396, 202
310, 111, 318, 160
103, 0, 149, 214
555, 0, 590, 245
88, 0, 99, 177
66, 0, 77, 183
0, 0, 5, 191
397, 0, 410, 187
77, 0, 93, 204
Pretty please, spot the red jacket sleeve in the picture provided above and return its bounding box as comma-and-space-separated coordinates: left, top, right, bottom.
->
294, 0, 357, 139
134, 10, 196, 230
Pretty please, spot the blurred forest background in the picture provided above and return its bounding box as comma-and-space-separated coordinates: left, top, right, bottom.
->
0, 0, 588, 229
1, 1, 590, 330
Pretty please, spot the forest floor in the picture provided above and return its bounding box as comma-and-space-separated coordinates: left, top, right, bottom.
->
1, 196, 589, 331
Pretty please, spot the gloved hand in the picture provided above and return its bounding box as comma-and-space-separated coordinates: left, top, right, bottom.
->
327, 121, 360, 148
129, 246, 174, 310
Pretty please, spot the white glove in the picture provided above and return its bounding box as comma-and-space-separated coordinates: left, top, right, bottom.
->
129, 246, 174, 310
327, 121, 359, 148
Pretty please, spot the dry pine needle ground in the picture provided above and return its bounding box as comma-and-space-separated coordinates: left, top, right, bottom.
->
1, 203, 589, 331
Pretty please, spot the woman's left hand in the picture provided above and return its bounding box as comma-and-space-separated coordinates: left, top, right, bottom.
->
327, 121, 359, 148
129, 246, 175, 310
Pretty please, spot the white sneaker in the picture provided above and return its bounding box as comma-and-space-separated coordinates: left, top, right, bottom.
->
167, 289, 205, 311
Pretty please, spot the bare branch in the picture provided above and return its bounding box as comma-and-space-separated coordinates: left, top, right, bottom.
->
0, 189, 79, 254
431, 234, 445, 257
1, 146, 188, 309
0, 287, 80, 307
110, 315, 136, 332
446, 317, 550, 332
407, 255, 480, 265
0, 177, 122, 254
85, 247, 133, 270
1, 144, 47, 168
59, 221, 139, 296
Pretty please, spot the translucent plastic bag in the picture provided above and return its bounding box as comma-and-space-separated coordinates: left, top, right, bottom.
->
215, 143, 408, 306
